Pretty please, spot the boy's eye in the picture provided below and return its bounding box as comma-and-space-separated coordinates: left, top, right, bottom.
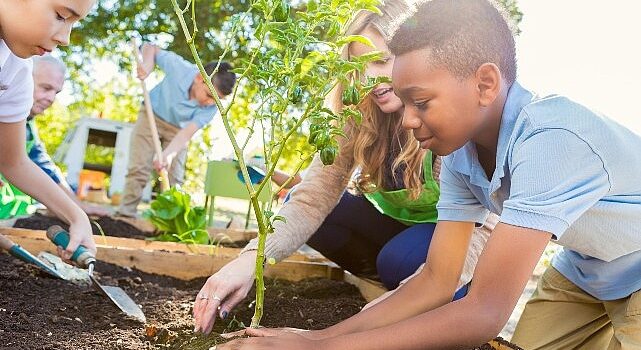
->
56, 13, 66, 21
414, 100, 429, 110
375, 57, 391, 64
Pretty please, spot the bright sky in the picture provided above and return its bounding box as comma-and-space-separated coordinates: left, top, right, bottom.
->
516, 0, 641, 134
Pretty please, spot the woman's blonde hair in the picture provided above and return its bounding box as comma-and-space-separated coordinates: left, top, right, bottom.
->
331, 0, 426, 199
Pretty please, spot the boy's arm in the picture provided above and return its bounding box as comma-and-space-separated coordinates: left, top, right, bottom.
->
137, 43, 160, 80
315, 220, 476, 337
321, 223, 551, 350
153, 121, 199, 172
0, 121, 96, 258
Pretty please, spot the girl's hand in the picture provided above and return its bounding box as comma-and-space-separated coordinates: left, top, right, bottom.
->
58, 213, 96, 264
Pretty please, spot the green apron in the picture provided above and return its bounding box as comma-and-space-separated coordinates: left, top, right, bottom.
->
0, 128, 37, 219
364, 151, 439, 226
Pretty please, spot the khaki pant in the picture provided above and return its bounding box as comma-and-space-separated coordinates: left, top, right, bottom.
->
511, 266, 641, 350
118, 108, 188, 216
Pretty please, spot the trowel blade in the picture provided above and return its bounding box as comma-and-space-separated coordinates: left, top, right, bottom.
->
90, 275, 146, 323
37, 252, 90, 284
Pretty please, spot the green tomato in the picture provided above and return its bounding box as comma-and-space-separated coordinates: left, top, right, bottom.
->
307, 123, 322, 145
342, 87, 354, 106
320, 146, 337, 165
290, 86, 303, 104
314, 131, 330, 148
350, 87, 360, 105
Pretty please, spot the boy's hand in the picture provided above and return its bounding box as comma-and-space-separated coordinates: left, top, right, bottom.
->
153, 151, 175, 172
215, 332, 322, 350
137, 62, 154, 80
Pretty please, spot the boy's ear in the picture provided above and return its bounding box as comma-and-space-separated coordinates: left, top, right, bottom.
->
475, 63, 502, 107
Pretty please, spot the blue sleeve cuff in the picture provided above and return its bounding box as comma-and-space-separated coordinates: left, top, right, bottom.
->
500, 206, 570, 239
437, 207, 490, 225
28, 146, 63, 184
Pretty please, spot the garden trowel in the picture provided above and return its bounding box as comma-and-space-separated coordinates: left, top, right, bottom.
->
0, 233, 66, 279
46, 225, 147, 323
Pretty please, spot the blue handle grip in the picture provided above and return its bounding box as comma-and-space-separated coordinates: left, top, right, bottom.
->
46, 225, 95, 268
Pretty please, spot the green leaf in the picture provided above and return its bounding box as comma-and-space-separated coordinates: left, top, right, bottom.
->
336, 35, 374, 48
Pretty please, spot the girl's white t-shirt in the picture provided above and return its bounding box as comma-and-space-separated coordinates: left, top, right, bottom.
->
0, 39, 33, 123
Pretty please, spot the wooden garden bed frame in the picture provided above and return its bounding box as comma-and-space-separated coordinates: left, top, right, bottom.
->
0, 227, 384, 301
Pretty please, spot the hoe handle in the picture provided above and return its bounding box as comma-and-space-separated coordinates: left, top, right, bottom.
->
131, 38, 170, 192
46, 225, 96, 269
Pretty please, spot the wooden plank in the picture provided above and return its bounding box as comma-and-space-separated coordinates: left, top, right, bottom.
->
207, 227, 257, 243
0, 227, 342, 282
343, 271, 387, 302
0, 227, 321, 262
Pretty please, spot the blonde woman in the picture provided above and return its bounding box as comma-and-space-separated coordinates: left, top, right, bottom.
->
193, 0, 495, 334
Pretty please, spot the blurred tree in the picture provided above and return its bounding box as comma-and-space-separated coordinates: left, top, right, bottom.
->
38, 0, 522, 200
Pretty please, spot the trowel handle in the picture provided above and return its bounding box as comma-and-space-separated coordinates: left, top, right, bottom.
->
46, 225, 96, 269
0, 233, 17, 251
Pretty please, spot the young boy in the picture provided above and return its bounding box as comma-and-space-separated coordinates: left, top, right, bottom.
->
117, 43, 236, 217
0, 0, 97, 259
216, 0, 641, 349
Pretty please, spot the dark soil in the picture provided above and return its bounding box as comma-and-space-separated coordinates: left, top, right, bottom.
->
14, 213, 149, 239
0, 252, 367, 349
13, 214, 250, 248
0, 251, 523, 349
1, 223, 522, 350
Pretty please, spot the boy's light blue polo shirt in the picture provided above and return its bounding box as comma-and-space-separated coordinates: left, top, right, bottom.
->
148, 50, 217, 129
437, 82, 641, 300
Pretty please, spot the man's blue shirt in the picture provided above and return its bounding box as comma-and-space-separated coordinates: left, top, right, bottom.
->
148, 50, 218, 129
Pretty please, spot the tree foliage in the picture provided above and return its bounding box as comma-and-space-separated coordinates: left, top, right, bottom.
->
37, 0, 522, 202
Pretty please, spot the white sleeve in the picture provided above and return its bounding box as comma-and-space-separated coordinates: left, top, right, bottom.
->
0, 57, 33, 123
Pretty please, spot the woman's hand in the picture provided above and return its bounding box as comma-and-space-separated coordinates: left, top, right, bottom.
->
193, 251, 257, 334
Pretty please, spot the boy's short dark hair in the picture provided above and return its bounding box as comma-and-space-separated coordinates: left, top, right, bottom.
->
388, 0, 516, 84
205, 61, 236, 96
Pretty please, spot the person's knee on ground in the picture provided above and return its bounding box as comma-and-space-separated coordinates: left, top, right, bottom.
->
307, 192, 404, 278
376, 223, 434, 290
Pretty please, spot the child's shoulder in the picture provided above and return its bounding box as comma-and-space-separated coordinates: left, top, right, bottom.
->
520, 93, 598, 129
0, 39, 32, 73
0, 40, 34, 123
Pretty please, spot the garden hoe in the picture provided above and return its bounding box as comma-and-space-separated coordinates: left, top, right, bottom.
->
0, 233, 66, 279
131, 38, 170, 192
46, 225, 147, 323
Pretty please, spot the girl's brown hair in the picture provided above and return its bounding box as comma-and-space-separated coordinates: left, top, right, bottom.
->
331, 0, 426, 199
